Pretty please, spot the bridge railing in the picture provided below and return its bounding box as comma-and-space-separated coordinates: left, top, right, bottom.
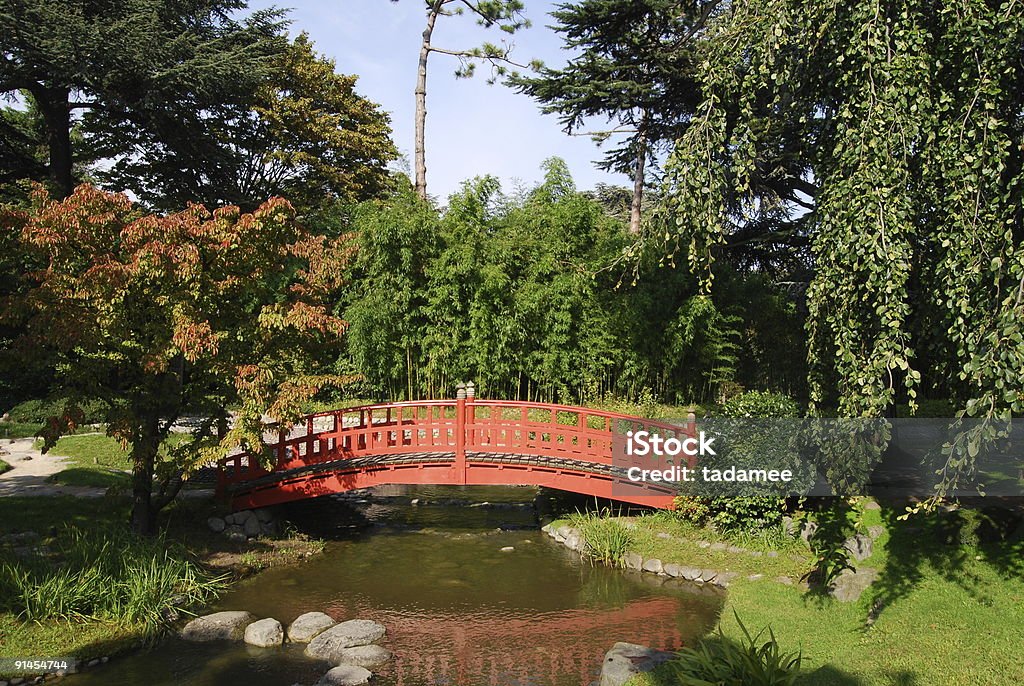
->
217, 396, 697, 491
465, 400, 695, 467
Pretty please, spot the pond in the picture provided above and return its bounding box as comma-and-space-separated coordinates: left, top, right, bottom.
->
64, 486, 722, 686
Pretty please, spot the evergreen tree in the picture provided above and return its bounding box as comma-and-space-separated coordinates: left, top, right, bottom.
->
513, 0, 712, 233
403, 0, 531, 200
89, 33, 397, 213
0, 0, 286, 198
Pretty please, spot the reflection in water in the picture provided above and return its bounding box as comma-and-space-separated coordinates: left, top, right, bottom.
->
64, 486, 722, 686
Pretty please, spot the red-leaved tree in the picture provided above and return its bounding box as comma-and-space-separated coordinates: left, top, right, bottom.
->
2, 185, 353, 534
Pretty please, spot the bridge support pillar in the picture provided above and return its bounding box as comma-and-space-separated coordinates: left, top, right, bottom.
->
455, 383, 467, 484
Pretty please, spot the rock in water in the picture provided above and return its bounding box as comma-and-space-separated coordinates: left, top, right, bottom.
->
599, 642, 674, 686
180, 611, 256, 641
244, 617, 284, 647
642, 558, 663, 574
329, 645, 394, 668
316, 665, 372, 686
288, 612, 337, 643
306, 619, 387, 662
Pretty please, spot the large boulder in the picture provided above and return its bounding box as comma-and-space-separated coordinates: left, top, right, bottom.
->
244, 516, 262, 538
207, 517, 226, 533
329, 645, 394, 668
843, 534, 873, 561
316, 665, 372, 686
306, 619, 387, 662
244, 617, 284, 647
829, 567, 878, 602
288, 612, 337, 643
180, 611, 256, 641
599, 642, 674, 686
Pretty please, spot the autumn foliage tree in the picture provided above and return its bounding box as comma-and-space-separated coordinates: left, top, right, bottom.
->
1, 185, 353, 534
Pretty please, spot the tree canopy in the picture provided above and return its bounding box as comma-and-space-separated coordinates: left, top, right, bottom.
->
659, 0, 1024, 498
90, 33, 398, 213
0, 0, 286, 198
2, 185, 353, 533
513, 0, 708, 233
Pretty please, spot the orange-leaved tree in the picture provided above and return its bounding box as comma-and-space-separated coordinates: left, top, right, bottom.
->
2, 185, 353, 534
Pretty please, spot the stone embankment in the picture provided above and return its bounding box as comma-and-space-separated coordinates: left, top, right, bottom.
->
543, 518, 883, 602
180, 611, 392, 685
206, 508, 279, 542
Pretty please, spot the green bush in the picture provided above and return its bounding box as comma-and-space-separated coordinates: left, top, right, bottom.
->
719, 390, 800, 418
6, 397, 108, 425
676, 390, 806, 532
668, 613, 802, 686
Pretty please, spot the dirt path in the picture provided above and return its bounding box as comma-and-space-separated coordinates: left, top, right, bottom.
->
0, 438, 106, 498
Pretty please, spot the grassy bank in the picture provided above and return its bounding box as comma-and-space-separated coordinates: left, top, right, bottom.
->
39, 433, 194, 489
0, 495, 323, 668
556, 503, 1024, 686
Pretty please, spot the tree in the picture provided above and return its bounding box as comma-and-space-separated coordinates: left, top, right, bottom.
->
0, 0, 286, 198
2, 185, 352, 534
513, 0, 712, 233
90, 33, 398, 214
661, 0, 1024, 499
403, 0, 531, 200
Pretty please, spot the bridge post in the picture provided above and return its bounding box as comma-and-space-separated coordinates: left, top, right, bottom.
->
455, 382, 467, 484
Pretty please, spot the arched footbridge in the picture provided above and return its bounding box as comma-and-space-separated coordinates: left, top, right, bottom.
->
216, 395, 696, 511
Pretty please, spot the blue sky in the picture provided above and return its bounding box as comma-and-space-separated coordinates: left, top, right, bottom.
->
247, 0, 624, 202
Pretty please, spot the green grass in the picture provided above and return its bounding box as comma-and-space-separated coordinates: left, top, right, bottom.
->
616, 503, 1024, 686
1, 422, 50, 439
0, 496, 321, 668
0, 459, 10, 475
552, 512, 812, 580
40, 433, 191, 488
40, 433, 134, 470
0, 497, 225, 669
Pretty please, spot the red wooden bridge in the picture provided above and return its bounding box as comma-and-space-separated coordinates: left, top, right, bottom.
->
217, 390, 695, 511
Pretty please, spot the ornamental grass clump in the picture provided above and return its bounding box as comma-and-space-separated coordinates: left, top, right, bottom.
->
0, 526, 224, 635
568, 510, 634, 567
669, 613, 802, 686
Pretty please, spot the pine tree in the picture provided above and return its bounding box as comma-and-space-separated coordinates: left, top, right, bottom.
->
513, 0, 714, 233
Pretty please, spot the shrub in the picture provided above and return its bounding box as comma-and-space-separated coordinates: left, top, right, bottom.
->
668, 613, 802, 686
719, 390, 800, 418
7, 397, 108, 425
676, 390, 806, 532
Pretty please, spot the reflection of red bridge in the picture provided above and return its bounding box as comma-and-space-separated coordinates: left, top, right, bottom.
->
217, 395, 695, 511
366, 594, 717, 686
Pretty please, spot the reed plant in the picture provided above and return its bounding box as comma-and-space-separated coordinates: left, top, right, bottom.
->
568, 509, 634, 567
0, 526, 225, 635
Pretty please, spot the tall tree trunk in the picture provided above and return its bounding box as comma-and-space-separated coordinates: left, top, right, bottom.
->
130, 415, 161, 536
35, 86, 74, 199
629, 116, 649, 235
415, 5, 440, 200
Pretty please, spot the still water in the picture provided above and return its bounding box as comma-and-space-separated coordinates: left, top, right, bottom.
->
65, 486, 722, 686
